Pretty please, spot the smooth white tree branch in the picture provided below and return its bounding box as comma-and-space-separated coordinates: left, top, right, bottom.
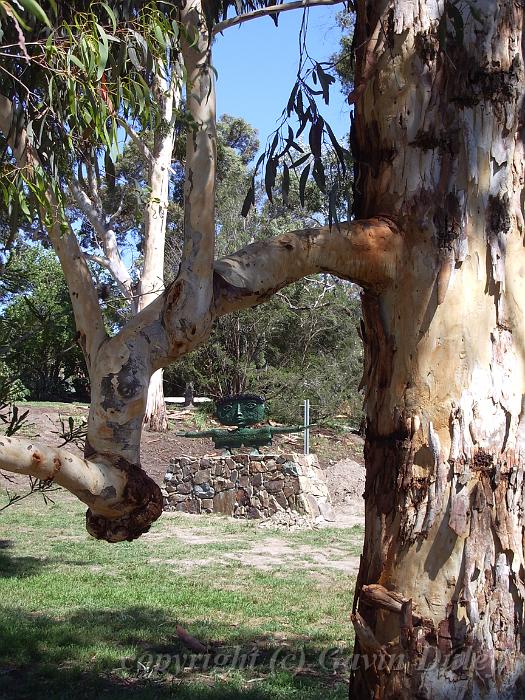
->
70, 179, 134, 303
117, 116, 178, 177
0, 434, 162, 541
212, 0, 345, 35
213, 218, 401, 317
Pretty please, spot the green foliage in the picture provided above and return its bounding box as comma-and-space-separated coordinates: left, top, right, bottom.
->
0, 359, 29, 402
0, 246, 88, 400
332, 11, 354, 97
165, 114, 361, 426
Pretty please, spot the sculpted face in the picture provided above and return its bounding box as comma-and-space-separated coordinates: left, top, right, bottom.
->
216, 394, 266, 427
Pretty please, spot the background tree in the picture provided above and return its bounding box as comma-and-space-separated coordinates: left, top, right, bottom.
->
0, 247, 88, 400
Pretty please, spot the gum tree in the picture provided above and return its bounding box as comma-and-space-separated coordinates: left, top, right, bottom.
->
1, 1, 524, 697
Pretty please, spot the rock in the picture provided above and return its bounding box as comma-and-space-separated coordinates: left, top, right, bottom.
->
163, 452, 335, 525
236, 488, 249, 506
194, 469, 211, 484
266, 478, 284, 493
249, 460, 267, 474
274, 491, 288, 510
282, 461, 299, 477
283, 478, 299, 497
318, 501, 336, 522
194, 483, 215, 499
305, 493, 321, 517
170, 493, 189, 503
213, 460, 226, 476
268, 495, 284, 512
213, 489, 236, 515
215, 477, 235, 492
186, 499, 202, 514
247, 506, 263, 519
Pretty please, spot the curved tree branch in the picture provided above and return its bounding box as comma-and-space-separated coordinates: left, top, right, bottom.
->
212, 0, 345, 35
0, 435, 162, 541
213, 218, 401, 317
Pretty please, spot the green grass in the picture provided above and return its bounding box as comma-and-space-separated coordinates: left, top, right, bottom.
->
0, 494, 362, 699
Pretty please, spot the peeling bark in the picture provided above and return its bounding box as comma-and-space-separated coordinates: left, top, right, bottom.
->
349, 1, 525, 697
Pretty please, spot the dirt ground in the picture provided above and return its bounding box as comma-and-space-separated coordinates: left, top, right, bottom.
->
4, 403, 366, 527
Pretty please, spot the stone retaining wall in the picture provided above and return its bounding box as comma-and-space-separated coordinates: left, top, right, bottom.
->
162, 453, 335, 522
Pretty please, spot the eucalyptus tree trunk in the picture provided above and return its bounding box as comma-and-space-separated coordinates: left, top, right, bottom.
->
349, 1, 525, 697
137, 74, 178, 432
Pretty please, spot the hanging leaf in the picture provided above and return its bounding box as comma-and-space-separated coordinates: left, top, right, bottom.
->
299, 163, 310, 207
128, 46, 142, 71
290, 153, 310, 169
269, 131, 279, 158
286, 83, 299, 117
282, 163, 290, 205
264, 157, 277, 203
328, 185, 340, 231
296, 106, 311, 139
100, 2, 117, 32
241, 178, 255, 218
17, 0, 52, 28
104, 150, 116, 190
308, 117, 324, 159
296, 90, 304, 119
316, 63, 335, 106
312, 158, 326, 193
325, 122, 347, 175
96, 23, 109, 81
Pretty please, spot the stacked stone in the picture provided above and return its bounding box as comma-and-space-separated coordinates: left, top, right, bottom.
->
162, 453, 335, 522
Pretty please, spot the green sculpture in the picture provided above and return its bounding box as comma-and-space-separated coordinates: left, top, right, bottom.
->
176, 394, 306, 452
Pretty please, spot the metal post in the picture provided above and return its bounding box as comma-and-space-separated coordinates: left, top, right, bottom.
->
304, 399, 310, 455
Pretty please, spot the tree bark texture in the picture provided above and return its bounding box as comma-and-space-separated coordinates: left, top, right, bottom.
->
349, 1, 525, 698
136, 73, 179, 433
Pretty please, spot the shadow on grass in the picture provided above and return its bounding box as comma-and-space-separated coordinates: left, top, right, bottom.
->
0, 605, 349, 700
0, 540, 47, 579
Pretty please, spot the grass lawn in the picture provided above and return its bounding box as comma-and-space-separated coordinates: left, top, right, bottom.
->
0, 492, 362, 699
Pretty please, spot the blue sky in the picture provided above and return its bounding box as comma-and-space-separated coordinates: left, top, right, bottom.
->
212, 5, 349, 151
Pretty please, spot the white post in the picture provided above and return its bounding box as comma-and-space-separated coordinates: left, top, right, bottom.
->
304, 399, 310, 455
